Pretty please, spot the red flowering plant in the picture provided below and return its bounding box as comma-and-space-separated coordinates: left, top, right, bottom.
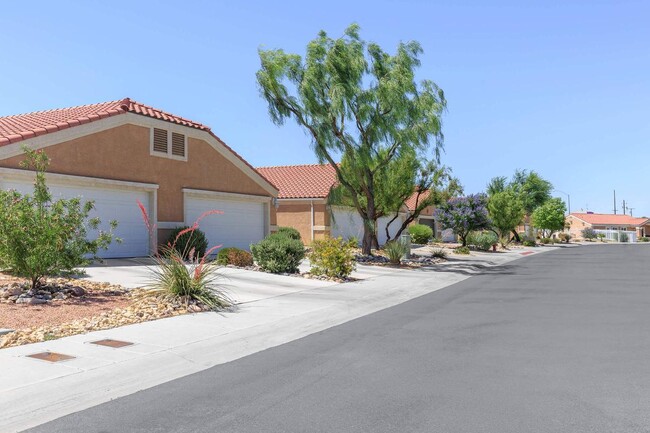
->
137, 201, 230, 310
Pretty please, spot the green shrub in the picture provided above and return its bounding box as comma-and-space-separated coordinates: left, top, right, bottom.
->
581, 228, 597, 240
541, 237, 551, 244
523, 240, 536, 247
559, 233, 571, 243
346, 236, 360, 248
597, 233, 606, 241
275, 226, 302, 241
467, 231, 498, 251
216, 247, 253, 267
430, 247, 448, 259
251, 233, 305, 273
639, 237, 649, 242
454, 246, 470, 255
166, 226, 208, 260
620, 232, 629, 243
0, 148, 119, 289
384, 240, 409, 264
144, 246, 230, 310
408, 224, 433, 244
309, 237, 356, 278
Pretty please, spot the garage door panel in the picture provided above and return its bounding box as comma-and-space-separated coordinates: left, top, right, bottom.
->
1, 178, 151, 258
185, 195, 265, 251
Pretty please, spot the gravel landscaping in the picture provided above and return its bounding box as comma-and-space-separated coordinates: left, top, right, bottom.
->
0, 274, 213, 349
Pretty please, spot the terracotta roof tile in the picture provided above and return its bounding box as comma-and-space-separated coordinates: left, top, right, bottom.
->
256, 164, 338, 199
0, 98, 211, 147
570, 213, 649, 226
405, 190, 431, 211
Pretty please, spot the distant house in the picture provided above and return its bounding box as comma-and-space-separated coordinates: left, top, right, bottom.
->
567, 212, 650, 242
257, 164, 440, 245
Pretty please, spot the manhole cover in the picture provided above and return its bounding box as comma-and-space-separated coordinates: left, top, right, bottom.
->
90, 339, 134, 348
27, 352, 75, 362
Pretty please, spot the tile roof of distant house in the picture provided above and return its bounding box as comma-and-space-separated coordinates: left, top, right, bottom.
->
256, 164, 338, 199
570, 212, 650, 226
0, 98, 277, 191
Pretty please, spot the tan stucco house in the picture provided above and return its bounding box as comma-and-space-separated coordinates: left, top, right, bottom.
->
0, 98, 278, 257
567, 212, 650, 242
257, 163, 439, 245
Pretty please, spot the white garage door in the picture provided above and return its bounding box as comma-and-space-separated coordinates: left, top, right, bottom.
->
1, 176, 153, 258
184, 194, 266, 251
331, 207, 403, 247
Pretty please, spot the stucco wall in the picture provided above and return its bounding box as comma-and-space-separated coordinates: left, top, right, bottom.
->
274, 202, 329, 244
0, 124, 274, 224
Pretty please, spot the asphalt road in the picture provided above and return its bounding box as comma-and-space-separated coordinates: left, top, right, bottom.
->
27, 245, 650, 433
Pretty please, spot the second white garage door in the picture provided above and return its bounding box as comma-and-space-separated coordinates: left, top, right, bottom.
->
184, 191, 267, 251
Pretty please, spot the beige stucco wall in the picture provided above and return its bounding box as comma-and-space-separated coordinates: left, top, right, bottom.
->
274, 201, 330, 244
0, 124, 275, 225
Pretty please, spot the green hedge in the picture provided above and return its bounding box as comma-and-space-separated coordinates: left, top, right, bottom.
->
408, 224, 433, 244
250, 233, 305, 273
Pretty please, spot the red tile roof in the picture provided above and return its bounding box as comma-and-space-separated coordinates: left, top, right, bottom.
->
0, 98, 277, 192
570, 213, 649, 227
0, 98, 210, 146
405, 190, 431, 211
256, 164, 338, 199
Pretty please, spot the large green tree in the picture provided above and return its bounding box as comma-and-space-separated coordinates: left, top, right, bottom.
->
487, 188, 525, 247
256, 24, 446, 254
531, 198, 566, 238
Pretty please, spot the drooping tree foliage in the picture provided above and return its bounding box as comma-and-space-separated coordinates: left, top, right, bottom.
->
487, 189, 525, 247
256, 24, 446, 254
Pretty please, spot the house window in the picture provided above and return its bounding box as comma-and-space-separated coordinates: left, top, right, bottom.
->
151, 128, 187, 160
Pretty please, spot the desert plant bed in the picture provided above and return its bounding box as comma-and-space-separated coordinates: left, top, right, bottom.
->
0, 274, 214, 349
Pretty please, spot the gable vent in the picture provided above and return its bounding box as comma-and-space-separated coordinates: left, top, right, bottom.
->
171, 132, 185, 157
153, 128, 168, 153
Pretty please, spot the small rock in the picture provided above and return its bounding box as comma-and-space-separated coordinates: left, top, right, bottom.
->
15, 297, 48, 305
69, 287, 86, 297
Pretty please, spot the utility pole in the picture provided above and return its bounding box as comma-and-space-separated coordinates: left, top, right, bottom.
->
622, 200, 627, 216
629, 208, 634, 217
613, 190, 617, 215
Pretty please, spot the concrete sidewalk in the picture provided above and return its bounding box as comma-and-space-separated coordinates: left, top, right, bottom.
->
0, 247, 545, 432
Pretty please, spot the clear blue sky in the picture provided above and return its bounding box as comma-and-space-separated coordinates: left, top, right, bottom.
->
1, 1, 648, 216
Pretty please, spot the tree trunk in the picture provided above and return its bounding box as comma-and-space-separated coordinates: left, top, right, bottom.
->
362, 224, 374, 255
511, 229, 521, 242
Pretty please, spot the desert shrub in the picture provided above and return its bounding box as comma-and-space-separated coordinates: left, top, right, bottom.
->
251, 233, 305, 273
309, 237, 356, 278
559, 233, 572, 243
597, 233, 606, 241
639, 237, 650, 242
166, 226, 208, 260
581, 228, 597, 241
346, 236, 360, 248
430, 247, 448, 259
145, 246, 230, 310
540, 237, 551, 244
619, 232, 629, 243
384, 240, 409, 264
0, 148, 119, 289
216, 247, 253, 267
408, 224, 433, 244
454, 246, 471, 255
431, 237, 442, 244
467, 231, 498, 251
275, 226, 302, 241
523, 240, 537, 247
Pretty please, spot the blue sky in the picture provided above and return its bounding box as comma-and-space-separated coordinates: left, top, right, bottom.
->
1, 0, 648, 216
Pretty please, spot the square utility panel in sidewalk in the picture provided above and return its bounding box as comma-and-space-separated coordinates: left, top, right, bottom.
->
26, 352, 75, 362
90, 339, 134, 348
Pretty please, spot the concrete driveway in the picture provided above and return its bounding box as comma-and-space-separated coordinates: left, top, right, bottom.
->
84, 258, 407, 304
